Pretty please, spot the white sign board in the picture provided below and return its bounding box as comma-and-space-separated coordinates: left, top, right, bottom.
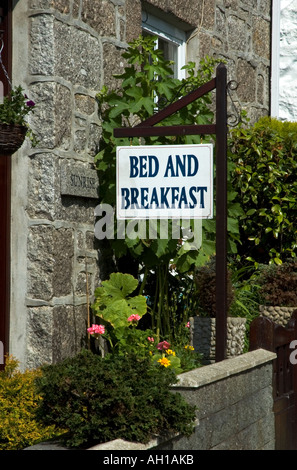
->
116, 144, 213, 219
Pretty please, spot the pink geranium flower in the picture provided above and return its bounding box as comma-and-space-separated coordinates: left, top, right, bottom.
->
147, 337, 154, 343
127, 314, 141, 322
157, 340, 171, 351
87, 324, 105, 336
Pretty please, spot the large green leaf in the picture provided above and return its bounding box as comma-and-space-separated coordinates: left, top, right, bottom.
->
102, 272, 138, 298
92, 273, 147, 329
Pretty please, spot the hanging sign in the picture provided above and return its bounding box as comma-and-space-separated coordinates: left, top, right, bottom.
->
116, 144, 213, 219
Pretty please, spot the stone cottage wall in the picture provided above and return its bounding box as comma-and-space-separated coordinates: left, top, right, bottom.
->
10, 0, 132, 368
143, 0, 271, 123
10, 0, 271, 369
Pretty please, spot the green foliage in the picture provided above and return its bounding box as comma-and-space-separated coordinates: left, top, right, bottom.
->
0, 85, 37, 145
0, 86, 35, 126
228, 272, 262, 351
92, 272, 152, 358
150, 342, 202, 374
257, 259, 297, 307
35, 350, 197, 448
0, 355, 63, 450
91, 272, 203, 371
229, 116, 297, 267
92, 272, 147, 329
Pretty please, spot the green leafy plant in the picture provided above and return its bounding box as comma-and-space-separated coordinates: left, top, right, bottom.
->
0, 85, 35, 125
0, 85, 37, 145
228, 272, 262, 351
35, 350, 197, 448
229, 115, 297, 267
150, 335, 203, 374
92, 272, 147, 329
0, 355, 63, 450
90, 272, 202, 372
91, 272, 151, 357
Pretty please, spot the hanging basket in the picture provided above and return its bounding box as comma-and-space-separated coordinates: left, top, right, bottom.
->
0, 123, 27, 155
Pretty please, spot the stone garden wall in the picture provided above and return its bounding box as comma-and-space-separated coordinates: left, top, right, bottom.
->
10, 0, 271, 369
190, 316, 247, 362
259, 305, 297, 328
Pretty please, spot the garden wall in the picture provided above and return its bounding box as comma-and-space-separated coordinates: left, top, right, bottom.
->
87, 349, 276, 451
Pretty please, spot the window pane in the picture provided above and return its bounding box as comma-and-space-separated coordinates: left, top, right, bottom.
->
158, 37, 178, 78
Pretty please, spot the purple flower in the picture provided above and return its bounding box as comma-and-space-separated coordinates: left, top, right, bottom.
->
26, 100, 35, 107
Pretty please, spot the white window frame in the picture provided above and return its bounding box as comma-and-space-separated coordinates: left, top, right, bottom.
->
142, 11, 186, 80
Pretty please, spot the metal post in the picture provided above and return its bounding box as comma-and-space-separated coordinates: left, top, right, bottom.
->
215, 63, 228, 362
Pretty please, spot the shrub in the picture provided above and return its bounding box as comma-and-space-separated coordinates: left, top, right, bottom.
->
0, 356, 63, 450
257, 259, 297, 307
229, 116, 297, 267
35, 350, 196, 448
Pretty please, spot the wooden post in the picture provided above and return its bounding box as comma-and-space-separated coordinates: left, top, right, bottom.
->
215, 63, 228, 362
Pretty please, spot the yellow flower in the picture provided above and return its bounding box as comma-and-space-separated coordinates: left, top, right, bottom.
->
166, 349, 176, 356
185, 345, 194, 351
157, 357, 171, 367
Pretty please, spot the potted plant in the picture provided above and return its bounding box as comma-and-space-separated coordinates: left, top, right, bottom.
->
257, 260, 297, 327
0, 85, 36, 154
191, 257, 247, 362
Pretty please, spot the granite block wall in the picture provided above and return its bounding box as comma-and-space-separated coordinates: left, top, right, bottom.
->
143, 0, 271, 123
167, 349, 276, 450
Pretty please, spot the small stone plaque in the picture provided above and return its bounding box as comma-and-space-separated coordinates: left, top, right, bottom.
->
60, 162, 99, 199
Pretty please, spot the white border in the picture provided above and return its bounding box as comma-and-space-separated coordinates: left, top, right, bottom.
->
116, 144, 213, 220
